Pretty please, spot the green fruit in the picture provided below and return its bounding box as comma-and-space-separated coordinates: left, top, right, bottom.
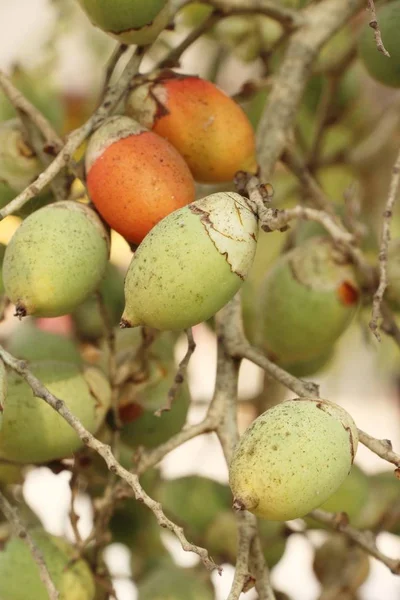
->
355, 471, 400, 531
204, 510, 286, 568
119, 363, 191, 448
72, 262, 125, 341
3, 201, 110, 318
7, 321, 82, 365
137, 564, 214, 600
0, 243, 5, 295
0, 120, 41, 192
0, 361, 111, 464
0, 67, 64, 131
259, 238, 359, 365
0, 528, 95, 600
358, 2, 400, 87
229, 398, 358, 521
306, 465, 370, 529
281, 348, 334, 378
76, 0, 170, 45
385, 238, 400, 309
313, 534, 370, 592
156, 476, 231, 539
0, 462, 24, 485
121, 192, 258, 331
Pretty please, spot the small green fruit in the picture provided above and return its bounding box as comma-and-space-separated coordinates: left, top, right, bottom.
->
0, 361, 111, 464
358, 2, 400, 87
229, 398, 358, 521
0, 528, 95, 600
72, 262, 125, 341
76, 0, 170, 45
3, 201, 110, 318
0, 120, 41, 192
156, 475, 231, 539
7, 321, 82, 365
121, 192, 258, 331
259, 238, 359, 364
281, 348, 334, 379
137, 564, 214, 600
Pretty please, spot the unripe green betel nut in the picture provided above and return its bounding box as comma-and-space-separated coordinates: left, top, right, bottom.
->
121, 192, 258, 331
229, 398, 358, 521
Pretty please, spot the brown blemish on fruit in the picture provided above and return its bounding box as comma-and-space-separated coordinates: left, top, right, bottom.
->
345, 425, 355, 463
337, 281, 359, 306
120, 318, 132, 329
14, 303, 27, 320
119, 402, 144, 423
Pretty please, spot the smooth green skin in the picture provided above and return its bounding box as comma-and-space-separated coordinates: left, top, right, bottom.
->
3, 202, 109, 317
259, 238, 359, 364
8, 322, 82, 365
313, 534, 370, 590
204, 510, 286, 568
386, 238, 400, 309
306, 465, 370, 528
0, 361, 110, 464
0, 463, 24, 485
77, 0, 169, 44
119, 365, 190, 448
354, 471, 400, 531
123, 194, 257, 331
0, 529, 95, 600
137, 565, 214, 600
281, 348, 334, 379
229, 399, 357, 521
157, 475, 232, 539
72, 262, 125, 341
359, 2, 400, 87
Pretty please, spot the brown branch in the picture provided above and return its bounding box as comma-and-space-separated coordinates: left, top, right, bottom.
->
0, 46, 146, 220
155, 328, 196, 415
100, 43, 129, 101
358, 429, 400, 469
370, 146, 400, 340
310, 509, 400, 574
0, 490, 60, 600
194, 0, 305, 28
366, 0, 390, 58
227, 512, 257, 600
0, 346, 218, 573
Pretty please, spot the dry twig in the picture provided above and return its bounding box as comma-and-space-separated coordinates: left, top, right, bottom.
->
366, 0, 390, 57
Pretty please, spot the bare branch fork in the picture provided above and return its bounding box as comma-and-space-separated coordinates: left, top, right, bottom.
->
0, 491, 59, 600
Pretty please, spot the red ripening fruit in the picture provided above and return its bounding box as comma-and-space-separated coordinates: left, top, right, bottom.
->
126, 70, 258, 183
85, 116, 196, 245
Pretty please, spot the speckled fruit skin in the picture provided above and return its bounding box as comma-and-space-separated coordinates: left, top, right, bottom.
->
137, 564, 214, 600
358, 2, 400, 88
229, 398, 358, 521
3, 201, 110, 318
8, 321, 82, 365
259, 237, 359, 365
0, 528, 95, 600
125, 70, 257, 183
76, 0, 170, 45
85, 116, 195, 244
0, 361, 111, 464
0, 120, 41, 191
72, 262, 125, 341
121, 192, 258, 330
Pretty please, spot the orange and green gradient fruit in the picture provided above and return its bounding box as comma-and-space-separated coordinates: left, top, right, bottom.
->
85, 116, 195, 245
126, 71, 257, 183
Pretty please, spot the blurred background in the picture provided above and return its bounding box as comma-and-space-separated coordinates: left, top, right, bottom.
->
1, 1, 400, 599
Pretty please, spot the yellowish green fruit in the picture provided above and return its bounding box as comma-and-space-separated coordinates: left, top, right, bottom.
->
259, 238, 359, 364
281, 349, 334, 379
7, 322, 82, 365
156, 475, 231, 539
0, 528, 95, 600
72, 262, 125, 341
76, 0, 170, 45
358, 2, 400, 87
121, 192, 258, 331
229, 398, 358, 521
3, 201, 110, 318
0, 120, 41, 192
354, 471, 400, 531
204, 510, 286, 568
0, 462, 24, 485
0, 361, 111, 464
137, 564, 214, 600
313, 534, 370, 592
